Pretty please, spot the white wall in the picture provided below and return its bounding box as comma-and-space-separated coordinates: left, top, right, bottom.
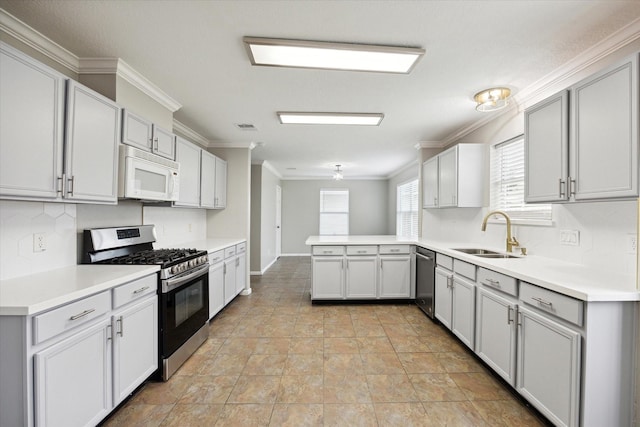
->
281, 179, 389, 254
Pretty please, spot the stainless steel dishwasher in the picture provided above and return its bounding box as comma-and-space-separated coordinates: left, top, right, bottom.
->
415, 247, 436, 319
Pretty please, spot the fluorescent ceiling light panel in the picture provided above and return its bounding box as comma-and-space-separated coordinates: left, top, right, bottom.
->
244, 37, 424, 74
277, 112, 384, 126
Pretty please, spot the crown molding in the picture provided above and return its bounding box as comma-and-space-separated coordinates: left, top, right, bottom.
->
386, 159, 418, 179
172, 119, 211, 148
208, 141, 256, 149
414, 141, 447, 149
1, 9, 182, 112
262, 161, 284, 179
0, 8, 79, 72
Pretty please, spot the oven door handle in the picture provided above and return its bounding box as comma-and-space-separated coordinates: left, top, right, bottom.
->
163, 263, 209, 293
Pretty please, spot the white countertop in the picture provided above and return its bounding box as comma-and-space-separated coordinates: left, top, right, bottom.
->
0, 265, 159, 316
169, 238, 246, 254
305, 235, 640, 302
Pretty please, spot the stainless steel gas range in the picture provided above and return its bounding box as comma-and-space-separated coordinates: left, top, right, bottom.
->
83, 225, 209, 380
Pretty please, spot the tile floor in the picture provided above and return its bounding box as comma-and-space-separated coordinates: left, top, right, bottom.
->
103, 257, 550, 426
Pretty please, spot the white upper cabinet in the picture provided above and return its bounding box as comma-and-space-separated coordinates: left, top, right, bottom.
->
422, 144, 486, 208
0, 42, 65, 200
200, 150, 217, 208
174, 136, 201, 207
525, 53, 638, 203
64, 81, 121, 203
571, 54, 638, 201
214, 156, 227, 209
122, 109, 176, 160
0, 43, 120, 204
524, 90, 570, 202
422, 156, 438, 208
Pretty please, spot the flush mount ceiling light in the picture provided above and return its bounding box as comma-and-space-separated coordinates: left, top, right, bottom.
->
333, 165, 344, 181
277, 112, 384, 126
474, 87, 512, 112
244, 37, 424, 74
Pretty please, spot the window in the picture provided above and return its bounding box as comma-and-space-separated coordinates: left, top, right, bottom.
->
396, 179, 419, 237
490, 135, 552, 221
319, 189, 349, 235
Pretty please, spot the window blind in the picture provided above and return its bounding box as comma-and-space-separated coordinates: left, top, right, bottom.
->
490, 136, 552, 220
396, 179, 419, 237
319, 189, 349, 235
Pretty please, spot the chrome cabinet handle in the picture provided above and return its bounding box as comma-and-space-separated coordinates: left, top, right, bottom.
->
57, 176, 63, 194
107, 324, 113, 341
69, 308, 95, 321
517, 311, 522, 326
67, 175, 75, 196
117, 316, 124, 337
559, 178, 566, 198
133, 286, 150, 294
569, 177, 576, 196
482, 278, 501, 289
531, 296, 553, 308
507, 306, 514, 324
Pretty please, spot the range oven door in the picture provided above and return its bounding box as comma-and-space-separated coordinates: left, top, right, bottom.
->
160, 264, 209, 358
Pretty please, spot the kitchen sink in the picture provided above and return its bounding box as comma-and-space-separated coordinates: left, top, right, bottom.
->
451, 248, 521, 259
451, 248, 501, 255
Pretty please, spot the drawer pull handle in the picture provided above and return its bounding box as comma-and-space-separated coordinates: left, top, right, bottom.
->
323, 250, 332, 254
483, 279, 501, 288
531, 296, 553, 308
357, 250, 366, 254
390, 249, 400, 252
69, 309, 95, 321
133, 286, 150, 294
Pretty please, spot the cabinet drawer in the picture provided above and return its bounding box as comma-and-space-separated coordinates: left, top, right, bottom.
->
209, 249, 225, 264
379, 245, 411, 255
236, 242, 246, 254
477, 268, 517, 297
112, 274, 157, 309
224, 246, 236, 258
312, 246, 345, 256
453, 259, 476, 281
436, 253, 453, 270
33, 291, 111, 345
520, 282, 583, 326
346, 245, 378, 255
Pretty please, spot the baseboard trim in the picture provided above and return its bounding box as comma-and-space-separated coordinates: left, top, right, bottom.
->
250, 271, 262, 276
280, 253, 311, 257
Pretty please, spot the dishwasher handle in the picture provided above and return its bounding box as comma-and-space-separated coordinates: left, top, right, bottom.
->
415, 252, 434, 261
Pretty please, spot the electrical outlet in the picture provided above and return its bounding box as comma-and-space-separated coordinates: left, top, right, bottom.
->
560, 229, 580, 246
33, 233, 46, 252
627, 234, 637, 253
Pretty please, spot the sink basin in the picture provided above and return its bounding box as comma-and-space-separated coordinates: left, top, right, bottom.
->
451, 248, 521, 259
451, 248, 500, 255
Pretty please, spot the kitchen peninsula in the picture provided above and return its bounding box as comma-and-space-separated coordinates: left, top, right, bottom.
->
306, 234, 639, 427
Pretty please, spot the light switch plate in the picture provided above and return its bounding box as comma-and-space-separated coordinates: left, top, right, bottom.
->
560, 229, 580, 246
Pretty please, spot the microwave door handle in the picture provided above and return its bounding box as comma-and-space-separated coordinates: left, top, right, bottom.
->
169, 172, 178, 198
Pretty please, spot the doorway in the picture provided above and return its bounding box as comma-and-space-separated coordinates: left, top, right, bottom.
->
275, 185, 282, 258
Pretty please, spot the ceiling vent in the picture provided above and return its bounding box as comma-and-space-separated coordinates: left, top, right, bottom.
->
235, 123, 257, 131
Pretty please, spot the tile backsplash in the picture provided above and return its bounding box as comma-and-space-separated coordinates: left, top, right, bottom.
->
0, 200, 77, 280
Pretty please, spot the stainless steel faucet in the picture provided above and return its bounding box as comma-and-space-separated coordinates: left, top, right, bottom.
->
481, 210, 520, 253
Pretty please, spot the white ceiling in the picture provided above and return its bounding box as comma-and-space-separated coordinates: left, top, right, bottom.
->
2, 1, 639, 179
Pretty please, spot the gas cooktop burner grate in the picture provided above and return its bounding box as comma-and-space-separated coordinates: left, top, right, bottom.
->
99, 248, 204, 267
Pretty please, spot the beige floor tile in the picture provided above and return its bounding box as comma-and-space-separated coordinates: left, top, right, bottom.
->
200, 353, 250, 376
366, 374, 419, 403
353, 322, 387, 337
218, 338, 259, 355
227, 375, 281, 404
376, 312, 408, 324
179, 375, 238, 404
194, 337, 225, 356
323, 314, 352, 324
434, 351, 485, 373
276, 375, 323, 403
472, 399, 547, 426
243, 354, 287, 375
214, 403, 274, 427
160, 403, 223, 426
324, 337, 360, 353
427, 332, 469, 352
323, 374, 372, 403
323, 403, 378, 427
423, 401, 489, 426
409, 373, 468, 402
269, 403, 323, 426
284, 353, 324, 375
450, 371, 513, 401
360, 352, 406, 374
356, 336, 395, 353
102, 403, 173, 426
388, 335, 431, 353
324, 353, 364, 375
132, 375, 192, 405
397, 352, 446, 374
323, 322, 356, 337
174, 353, 207, 376
288, 337, 323, 354
254, 338, 291, 354
382, 323, 419, 337
293, 322, 324, 337
373, 402, 429, 427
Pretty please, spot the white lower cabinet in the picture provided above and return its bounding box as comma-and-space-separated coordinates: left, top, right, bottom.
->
311, 256, 344, 299
112, 297, 158, 405
378, 255, 411, 298
450, 275, 475, 349
223, 256, 237, 305
434, 266, 453, 329
34, 318, 113, 427
208, 259, 225, 319
345, 256, 377, 298
475, 286, 517, 386
235, 244, 247, 296
517, 305, 581, 427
